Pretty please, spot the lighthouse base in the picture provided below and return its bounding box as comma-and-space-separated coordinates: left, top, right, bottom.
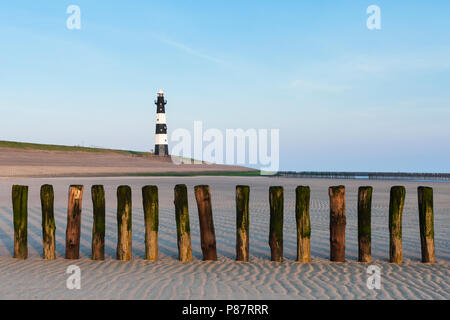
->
154, 144, 169, 156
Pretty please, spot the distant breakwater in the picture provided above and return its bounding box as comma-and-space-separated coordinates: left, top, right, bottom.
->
274, 171, 450, 182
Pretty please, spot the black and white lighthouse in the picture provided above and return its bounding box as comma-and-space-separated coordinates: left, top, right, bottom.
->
154, 89, 168, 156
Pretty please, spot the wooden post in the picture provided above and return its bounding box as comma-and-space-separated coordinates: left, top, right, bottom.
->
41, 184, 56, 260
142, 185, 159, 261
12, 185, 28, 259
295, 186, 311, 263
418, 186, 435, 263
389, 186, 405, 263
269, 186, 283, 262
236, 185, 250, 262
358, 186, 373, 263
117, 185, 132, 261
329, 186, 346, 262
174, 184, 192, 262
65, 185, 84, 259
91, 185, 105, 260
195, 185, 217, 261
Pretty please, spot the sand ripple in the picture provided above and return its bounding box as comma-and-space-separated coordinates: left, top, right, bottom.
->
0, 176, 448, 299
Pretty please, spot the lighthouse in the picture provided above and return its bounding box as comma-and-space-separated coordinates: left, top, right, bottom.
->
154, 89, 169, 156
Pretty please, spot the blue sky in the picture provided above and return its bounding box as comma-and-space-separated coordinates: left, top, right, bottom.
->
0, 1, 449, 172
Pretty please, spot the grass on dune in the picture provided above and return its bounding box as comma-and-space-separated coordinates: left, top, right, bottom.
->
0, 140, 148, 156
129, 171, 261, 177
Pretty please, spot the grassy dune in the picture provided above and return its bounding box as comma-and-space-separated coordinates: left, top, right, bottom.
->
0, 140, 259, 177
0, 140, 148, 156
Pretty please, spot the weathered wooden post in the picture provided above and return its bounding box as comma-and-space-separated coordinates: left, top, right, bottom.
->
236, 185, 250, 262
389, 186, 405, 263
91, 185, 105, 260
358, 186, 373, 263
329, 186, 346, 262
174, 184, 192, 262
295, 186, 311, 263
41, 184, 56, 260
195, 185, 217, 261
418, 186, 435, 263
142, 185, 159, 261
12, 185, 28, 259
117, 185, 132, 261
269, 186, 283, 262
65, 185, 84, 259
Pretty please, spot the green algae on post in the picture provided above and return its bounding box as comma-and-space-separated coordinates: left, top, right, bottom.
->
41, 184, 56, 260
389, 186, 405, 263
418, 186, 435, 263
358, 186, 373, 263
142, 185, 159, 261
236, 185, 250, 262
91, 185, 105, 260
174, 184, 192, 262
269, 186, 283, 262
117, 185, 132, 261
12, 185, 28, 259
296, 186, 311, 263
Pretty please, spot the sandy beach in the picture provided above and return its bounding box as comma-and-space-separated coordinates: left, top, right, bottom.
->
0, 176, 448, 299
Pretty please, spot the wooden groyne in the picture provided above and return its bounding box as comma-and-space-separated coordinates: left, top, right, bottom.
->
7, 183, 438, 264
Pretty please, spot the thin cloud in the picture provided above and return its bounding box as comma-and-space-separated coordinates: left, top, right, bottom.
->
290, 79, 352, 94
155, 36, 229, 66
